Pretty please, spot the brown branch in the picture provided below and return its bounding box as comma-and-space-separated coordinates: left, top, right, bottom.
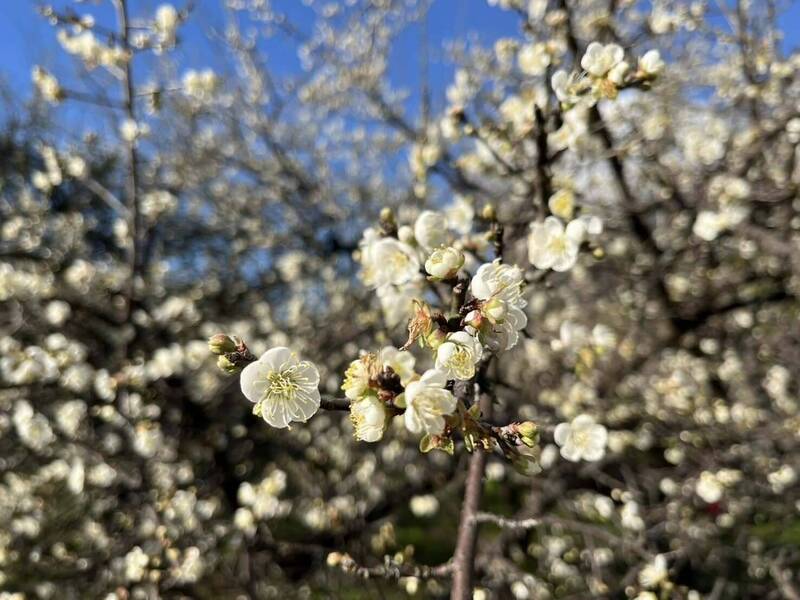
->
113, 0, 142, 323
450, 392, 492, 600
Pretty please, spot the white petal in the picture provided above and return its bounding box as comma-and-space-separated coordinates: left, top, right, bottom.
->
565, 219, 587, 243
294, 361, 320, 387
554, 423, 571, 446
260, 347, 293, 371
287, 389, 321, 422
261, 399, 291, 429
560, 443, 582, 462
240, 361, 268, 403
404, 408, 423, 434
543, 216, 565, 236
420, 369, 448, 388
572, 414, 596, 429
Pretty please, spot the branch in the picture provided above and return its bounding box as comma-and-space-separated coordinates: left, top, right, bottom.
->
320, 396, 351, 411
113, 0, 142, 322
327, 552, 452, 581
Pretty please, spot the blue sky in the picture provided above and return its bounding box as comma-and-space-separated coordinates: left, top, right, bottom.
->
1, 0, 799, 131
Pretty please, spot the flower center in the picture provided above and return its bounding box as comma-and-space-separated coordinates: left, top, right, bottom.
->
389, 251, 410, 270
547, 235, 567, 254
572, 430, 590, 449
265, 369, 300, 401
447, 347, 474, 379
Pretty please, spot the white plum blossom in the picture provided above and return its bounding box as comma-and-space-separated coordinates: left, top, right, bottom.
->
350, 396, 389, 442
470, 260, 528, 351
580, 42, 625, 78
639, 49, 665, 76
445, 196, 474, 234
360, 231, 420, 288
692, 205, 749, 241
696, 471, 723, 503
425, 246, 464, 280
414, 210, 449, 250
554, 414, 608, 462
409, 494, 440, 517
154, 4, 179, 48
551, 69, 586, 105
639, 554, 668, 589
379, 346, 415, 385
341, 356, 373, 400
548, 106, 591, 151
528, 216, 587, 271
31, 66, 62, 103
240, 347, 321, 428
548, 188, 575, 220
518, 42, 550, 76
435, 331, 483, 380
402, 369, 457, 435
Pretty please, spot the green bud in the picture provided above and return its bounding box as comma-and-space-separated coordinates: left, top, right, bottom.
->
379, 207, 395, 224
216, 355, 241, 374
208, 334, 238, 355
423, 327, 447, 350
517, 421, 539, 448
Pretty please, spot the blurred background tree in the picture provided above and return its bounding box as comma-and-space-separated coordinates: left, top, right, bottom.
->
1, 1, 800, 598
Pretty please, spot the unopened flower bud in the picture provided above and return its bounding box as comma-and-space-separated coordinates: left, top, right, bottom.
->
481, 203, 496, 221
424, 327, 448, 349
380, 207, 395, 225
463, 309, 483, 329
517, 421, 539, 448
398, 225, 414, 243
425, 246, 464, 280
379, 207, 398, 236
208, 333, 238, 355
216, 355, 241, 374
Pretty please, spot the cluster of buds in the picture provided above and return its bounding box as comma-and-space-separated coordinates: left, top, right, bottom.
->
492, 421, 541, 475
208, 334, 255, 374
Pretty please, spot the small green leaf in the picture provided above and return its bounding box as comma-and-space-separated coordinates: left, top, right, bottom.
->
419, 434, 435, 453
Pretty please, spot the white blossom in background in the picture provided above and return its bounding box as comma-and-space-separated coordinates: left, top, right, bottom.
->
528, 216, 587, 271
360, 230, 420, 288
518, 42, 550, 76
413, 210, 449, 250
183, 68, 219, 102
240, 347, 321, 428
237, 470, 290, 519
119, 119, 149, 143
13, 400, 56, 452
31, 66, 62, 103
401, 369, 457, 435
639, 554, 668, 589
409, 494, 440, 517
639, 50, 665, 76
153, 4, 179, 49
692, 205, 749, 241
554, 415, 607, 462
695, 471, 723, 503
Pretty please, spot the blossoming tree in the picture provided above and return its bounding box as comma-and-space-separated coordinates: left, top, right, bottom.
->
2, 0, 800, 598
